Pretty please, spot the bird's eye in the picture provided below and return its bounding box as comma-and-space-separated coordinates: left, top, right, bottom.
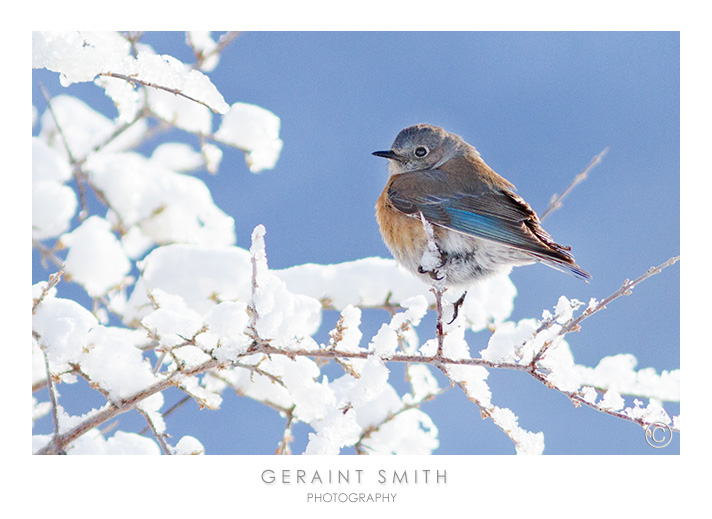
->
414, 146, 429, 158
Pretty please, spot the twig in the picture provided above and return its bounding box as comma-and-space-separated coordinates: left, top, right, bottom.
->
432, 287, 446, 357
137, 408, 172, 455
189, 31, 241, 70
34, 357, 221, 454
38, 82, 91, 218
38, 83, 77, 164
527, 369, 680, 433
540, 146, 609, 221
530, 255, 680, 365
138, 395, 191, 436
40, 346, 65, 454
354, 390, 442, 454
98, 72, 225, 113
275, 406, 296, 455
32, 270, 64, 314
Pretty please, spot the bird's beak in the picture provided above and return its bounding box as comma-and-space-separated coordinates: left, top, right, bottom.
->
372, 150, 402, 161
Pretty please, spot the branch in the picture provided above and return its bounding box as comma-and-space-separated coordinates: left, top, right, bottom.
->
137, 408, 172, 455
188, 31, 241, 70
40, 345, 64, 454
97, 72, 225, 113
34, 255, 679, 454
32, 269, 64, 314
34, 357, 221, 454
275, 406, 296, 455
540, 146, 609, 221
354, 390, 442, 454
531, 255, 680, 365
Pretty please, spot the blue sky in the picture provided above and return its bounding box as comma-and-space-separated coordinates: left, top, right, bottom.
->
32, 31, 680, 454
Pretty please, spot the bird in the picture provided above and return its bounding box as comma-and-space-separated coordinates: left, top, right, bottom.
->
373, 124, 590, 302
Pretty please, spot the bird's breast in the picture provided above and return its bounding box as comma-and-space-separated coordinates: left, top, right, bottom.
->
375, 184, 428, 272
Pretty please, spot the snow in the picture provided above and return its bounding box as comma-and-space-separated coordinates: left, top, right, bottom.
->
580, 386, 598, 404
84, 152, 236, 247
444, 364, 492, 409
136, 393, 166, 433
624, 398, 671, 425
60, 216, 132, 297
32, 291, 98, 376
32, 138, 77, 240
39, 95, 148, 159
418, 213, 442, 282
368, 296, 428, 359
490, 406, 545, 455
305, 356, 438, 455
481, 319, 538, 363
599, 390, 625, 411
330, 305, 363, 353
81, 325, 160, 400
124, 244, 254, 321
369, 324, 399, 359
173, 435, 205, 455
33, 32, 229, 114
172, 373, 222, 410
276, 257, 428, 310
201, 142, 223, 174
554, 295, 583, 324
575, 353, 679, 402
186, 31, 220, 72
130, 51, 229, 114
405, 364, 440, 403
214, 102, 284, 172
197, 301, 251, 362
151, 142, 205, 172
141, 289, 205, 348
249, 226, 323, 347
95, 74, 142, 122
32, 31, 132, 85
61, 429, 160, 455
147, 85, 214, 134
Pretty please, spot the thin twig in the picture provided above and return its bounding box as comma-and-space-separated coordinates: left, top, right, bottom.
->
189, 31, 241, 70
32, 270, 64, 313
34, 357, 221, 454
38, 83, 77, 164
275, 406, 296, 455
530, 255, 680, 365
40, 346, 65, 454
137, 408, 172, 455
540, 146, 609, 221
39, 82, 91, 217
354, 390, 442, 454
138, 395, 191, 436
98, 72, 225, 113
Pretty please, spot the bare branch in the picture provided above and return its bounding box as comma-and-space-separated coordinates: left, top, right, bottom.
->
540, 146, 609, 221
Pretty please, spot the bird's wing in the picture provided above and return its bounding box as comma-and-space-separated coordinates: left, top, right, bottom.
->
388, 168, 591, 280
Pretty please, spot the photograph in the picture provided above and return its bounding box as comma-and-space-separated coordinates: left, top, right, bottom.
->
29, 25, 687, 514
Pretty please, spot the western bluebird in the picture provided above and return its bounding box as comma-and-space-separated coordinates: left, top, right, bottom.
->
373, 124, 590, 294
